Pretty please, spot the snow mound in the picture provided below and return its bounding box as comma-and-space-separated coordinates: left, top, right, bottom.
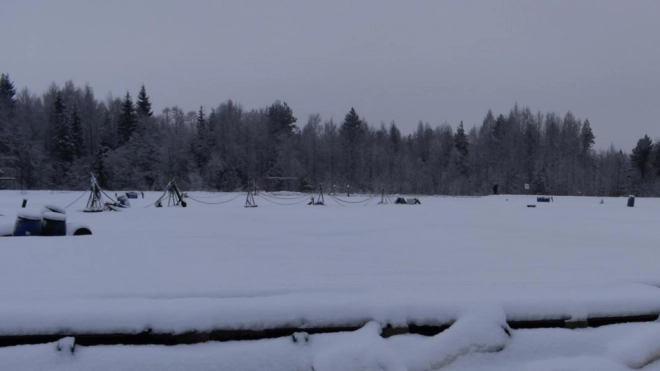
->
406, 308, 510, 370
313, 310, 510, 371
523, 356, 628, 371
608, 323, 660, 369
312, 322, 406, 371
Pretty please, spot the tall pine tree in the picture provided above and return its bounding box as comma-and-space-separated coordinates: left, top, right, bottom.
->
267, 101, 297, 137
70, 106, 84, 158
0, 73, 17, 149
580, 119, 595, 154
136, 85, 153, 118
631, 135, 652, 179
52, 93, 74, 163
117, 92, 137, 145
454, 121, 469, 176
193, 106, 210, 168
340, 107, 364, 183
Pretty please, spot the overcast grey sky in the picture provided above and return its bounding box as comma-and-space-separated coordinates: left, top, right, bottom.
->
1, 0, 659, 149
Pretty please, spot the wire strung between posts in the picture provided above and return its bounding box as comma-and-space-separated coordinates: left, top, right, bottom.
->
145, 187, 170, 208
327, 195, 346, 207
64, 190, 89, 209
259, 192, 311, 200
259, 193, 311, 205
186, 193, 243, 205
363, 196, 377, 206
328, 195, 377, 207
259, 192, 310, 201
328, 195, 376, 204
186, 192, 242, 199
258, 194, 312, 206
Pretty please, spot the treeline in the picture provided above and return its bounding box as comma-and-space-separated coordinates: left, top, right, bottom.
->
0, 74, 659, 196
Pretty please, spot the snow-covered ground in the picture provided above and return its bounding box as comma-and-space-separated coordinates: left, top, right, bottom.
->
3, 315, 660, 370
1, 190, 660, 369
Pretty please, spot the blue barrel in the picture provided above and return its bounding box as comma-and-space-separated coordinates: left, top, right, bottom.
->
13, 212, 42, 236
42, 212, 67, 236
627, 195, 635, 208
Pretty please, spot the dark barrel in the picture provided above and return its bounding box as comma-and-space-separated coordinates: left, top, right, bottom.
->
13, 212, 42, 236
42, 204, 66, 215
627, 195, 635, 208
42, 212, 67, 236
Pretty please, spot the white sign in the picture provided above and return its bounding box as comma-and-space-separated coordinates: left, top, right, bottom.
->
524, 183, 530, 190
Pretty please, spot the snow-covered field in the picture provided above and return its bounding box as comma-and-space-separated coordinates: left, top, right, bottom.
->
1, 190, 660, 370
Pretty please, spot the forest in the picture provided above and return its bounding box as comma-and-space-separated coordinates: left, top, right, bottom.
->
1, 73, 659, 196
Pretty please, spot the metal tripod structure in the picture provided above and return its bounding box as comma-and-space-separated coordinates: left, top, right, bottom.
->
245, 179, 258, 208
309, 184, 325, 205
156, 179, 187, 207
85, 174, 106, 212
378, 187, 393, 205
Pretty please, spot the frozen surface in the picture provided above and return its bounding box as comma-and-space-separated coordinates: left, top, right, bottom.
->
0, 191, 660, 336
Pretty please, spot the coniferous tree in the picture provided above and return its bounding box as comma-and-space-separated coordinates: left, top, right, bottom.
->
70, 106, 84, 158
136, 85, 153, 118
631, 135, 652, 179
267, 101, 297, 137
340, 107, 364, 183
298, 177, 313, 192
653, 142, 660, 178
0, 73, 17, 152
193, 106, 209, 168
196, 106, 206, 134
454, 121, 469, 158
0, 73, 16, 111
531, 167, 548, 194
580, 119, 595, 155
454, 121, 469, 176
389, 123, 401, 154
117, 92, 137, 145
52, 93, 74, 163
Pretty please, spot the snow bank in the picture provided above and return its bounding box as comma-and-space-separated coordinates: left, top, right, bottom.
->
608, 323, 660, 369
523, 356, 629, 371
5, 322, 660, 371
312, 322, 406, 371
404, 308, 510, 370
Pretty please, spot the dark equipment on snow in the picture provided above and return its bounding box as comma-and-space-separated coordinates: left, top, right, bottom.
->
84, 174, 112, 212
395, 197, 421, 205
155, 180, 187, 208
537, 197, 551, 203
628, 195, 635, 208
308, 185, 325, 205
42, 212, 67, 236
